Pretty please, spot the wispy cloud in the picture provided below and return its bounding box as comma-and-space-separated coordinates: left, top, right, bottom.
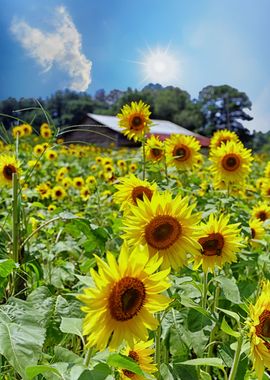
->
10, 6, 92, 92
243, 84, 270, 133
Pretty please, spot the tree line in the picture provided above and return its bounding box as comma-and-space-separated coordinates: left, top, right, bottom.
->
0, 83, 269, 151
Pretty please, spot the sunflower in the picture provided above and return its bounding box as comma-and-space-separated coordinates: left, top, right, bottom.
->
248, 281, 270, 380
77, 243, 170, 351
145, 135, 164, 162
193, 214, 243, 273
209, 140, 253, 185
122, 191, 201, 270
249, 218, 265, 247
120, 339, 156, 380
12, 126, 25, 138
36, 183, 51, 199
165, 134, 202, 170
40, 124, 52, 139
114, 174, 157, 212
48, 204, 56, 212
51, 185, 67, 200
73, 177, 85, 189
45, 149, 58, 161
86, 175, 97, 187
62, 177, 73, 189
80, 186, 91, 201
117, 100, 153, 142
129, 163, 137, 173
252, 202, 270, 222
21, 123, 33, 136
210, 129, 240, 149
0, 155, 20, 187
34, 144, 45, 156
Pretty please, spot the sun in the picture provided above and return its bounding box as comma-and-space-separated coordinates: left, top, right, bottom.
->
135, 45, 181, 86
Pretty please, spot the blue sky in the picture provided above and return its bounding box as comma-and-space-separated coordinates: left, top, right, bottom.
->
0, 0, 270, 132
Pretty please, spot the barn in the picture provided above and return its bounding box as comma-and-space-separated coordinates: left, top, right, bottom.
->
62, 113, 210, 147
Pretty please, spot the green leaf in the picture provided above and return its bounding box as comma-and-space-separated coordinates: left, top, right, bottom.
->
221, 317, 240, 338
178, 357, 224, 368
200, 370, 212, 380
217, 307, 240, 323
107, 353, 144, 376
215, 275, 241, 304
60, 317, 83, 339
159, 363, 175, 380
54, 346, 83, 364
0, 312, 46, 379
0, 259, 16, 277
187, 308, 212, 332
25, 365, 62, 380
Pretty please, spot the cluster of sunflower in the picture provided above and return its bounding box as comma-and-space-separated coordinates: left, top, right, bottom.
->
1, 101, 270, 379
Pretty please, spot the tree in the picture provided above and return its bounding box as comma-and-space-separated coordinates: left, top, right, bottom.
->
199, 85, 253, 143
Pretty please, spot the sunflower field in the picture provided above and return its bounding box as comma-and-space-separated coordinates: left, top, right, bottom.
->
0, 101, 270, 380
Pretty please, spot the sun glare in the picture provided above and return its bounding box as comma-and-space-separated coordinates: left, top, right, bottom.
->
135, 46, 181, 86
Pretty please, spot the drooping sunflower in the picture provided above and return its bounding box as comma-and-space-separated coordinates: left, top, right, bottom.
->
122, 191, 201, 270
249, 218, 265, 247
193, 214, 243, 273
145, 135, 165, 162
209, 140, 253, 185
117, 100, 153, 142
248, 281, 270, 380
210, 129, 240, 150
120, 339, 156, 380
252, 202, 270, 222
0, 154, 20, 187
165, 134, 202, 170
113, 174, 157, 212
77, 243, 170, 351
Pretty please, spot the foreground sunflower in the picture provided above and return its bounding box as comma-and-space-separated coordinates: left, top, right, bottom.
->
114, 174, 157, 212
145, 135, 165, 162
252, 202, 270, 222
122, 191, 201, 269
117, 100, 153, 142
120, 339, 156, 380
0, 154, 20, 187
248, 281, 270, 380
193, 214, 243, 272
209, 140, 253, 186
77, 243, 170, 351
210, 129, 240, 150
165, 134, 201, 170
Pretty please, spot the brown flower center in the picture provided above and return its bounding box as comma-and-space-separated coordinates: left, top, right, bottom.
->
221, 154, 241, 171
257, 211, 267, 221
130, 115, 144, 131
122, 350, 140, 378
109, 277, 145, 321
145, 215, 181, 250
199, 233, 224, 256
151, 148, 163, 159
251, 228, 256, 239
55, 190, 62, 197
3, 164, 17, 181
131, 186, 153, 205
256, 310, 270, 350
172, 145, 191, 162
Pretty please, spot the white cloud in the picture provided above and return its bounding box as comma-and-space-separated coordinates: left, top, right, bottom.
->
10, 6, 92, 92
243, 85, 270, 133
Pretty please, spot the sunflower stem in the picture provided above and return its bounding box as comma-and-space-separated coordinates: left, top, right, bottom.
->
12, 172, 20, 296
83, 348, 93, 367
142, 139, 146, 180
155, 313, 162, 380
228, 334, 243, 380
164, 155, 169, 185
202, 271, 208, 309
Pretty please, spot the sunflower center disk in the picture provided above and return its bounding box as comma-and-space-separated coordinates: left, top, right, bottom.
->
151, 148, 162, 158
256, 310, 270, 349
257, 211, 267, 221
131, 115, 144, 131
251, 228, 256, 239
199, 233, 224, 256
221, 154, 241, 171
123, 350, 140, 378
3, 164, 16, 180
131, 186, 153, 204
173, 145, 190, 162
145, 215, 181, 250
109, 277, 145, 321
